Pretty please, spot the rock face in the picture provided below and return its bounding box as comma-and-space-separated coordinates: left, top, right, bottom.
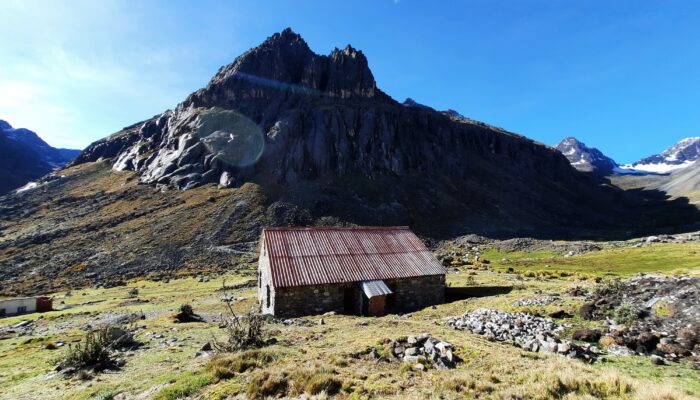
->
0, 120, 81, 195
76, 28, 572, 191
69, 28, 700, 236
555, 137, 618, 175
2, 29, 700, 295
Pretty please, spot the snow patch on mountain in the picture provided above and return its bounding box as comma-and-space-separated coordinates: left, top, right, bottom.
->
555, 137, 617, 174
622, 137, 700, 174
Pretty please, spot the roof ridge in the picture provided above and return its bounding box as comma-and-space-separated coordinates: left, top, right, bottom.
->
263, 226, 410, 231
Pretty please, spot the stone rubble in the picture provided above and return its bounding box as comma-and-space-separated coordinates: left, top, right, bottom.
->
581, 274, 700, 365
448, 308, 598, 361
512, 297, 556, 307
369, 334, 460, 370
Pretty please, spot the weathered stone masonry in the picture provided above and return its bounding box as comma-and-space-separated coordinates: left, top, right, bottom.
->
265, 275, 445, 318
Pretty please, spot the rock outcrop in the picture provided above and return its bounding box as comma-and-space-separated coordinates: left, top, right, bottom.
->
2, 29, 700, 294
68, 28, 700, 237
555, 136, 618, 175
76, 28, 574, 193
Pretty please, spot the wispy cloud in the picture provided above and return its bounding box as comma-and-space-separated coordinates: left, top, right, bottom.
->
0, 0, 214, 149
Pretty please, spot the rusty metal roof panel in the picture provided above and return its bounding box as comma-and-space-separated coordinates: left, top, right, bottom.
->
263, 226, 445, 288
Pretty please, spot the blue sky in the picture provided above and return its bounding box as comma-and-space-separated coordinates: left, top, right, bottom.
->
2, 1, 699, 163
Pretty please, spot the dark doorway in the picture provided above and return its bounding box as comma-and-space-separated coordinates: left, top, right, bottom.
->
343, 286, 356, 314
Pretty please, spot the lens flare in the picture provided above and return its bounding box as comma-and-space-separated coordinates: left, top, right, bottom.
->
193, 108, 265, 168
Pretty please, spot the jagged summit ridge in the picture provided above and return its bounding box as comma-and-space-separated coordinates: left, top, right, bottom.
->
555, 136, 617, 175
74, 28, 576, 192
191, 27, 377, 108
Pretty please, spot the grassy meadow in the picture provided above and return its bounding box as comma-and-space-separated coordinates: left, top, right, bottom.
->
0, 242, 699, 399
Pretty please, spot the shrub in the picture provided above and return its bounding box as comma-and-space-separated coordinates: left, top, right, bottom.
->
179, 304, 193, 315
613, 302, 643, 326
593, 279, 625, 297
213, 305, 267, 353
56, 325, 139, 375
174, 303, 204, 323
127, 288, 139, 298
58, 328, 114, 374
93, 389, 119, 400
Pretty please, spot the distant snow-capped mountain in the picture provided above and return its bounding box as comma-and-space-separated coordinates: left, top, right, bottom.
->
621, 137, 700, 173
555, 137, 618, 175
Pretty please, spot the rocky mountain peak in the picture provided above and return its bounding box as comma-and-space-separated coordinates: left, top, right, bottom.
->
623, 136, 700, 173
443, 109, 465, 119
75, 29, 588, 197
555, 136, 618, 175
187, 28, 377, 110
0, 119, 12, 130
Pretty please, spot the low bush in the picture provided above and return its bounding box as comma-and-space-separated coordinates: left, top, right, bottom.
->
213, 303, 267, 352
613, 302, 643, 326
593, 279, 625, 297
57, 328, 114, 374
174, 303, 204, 323
56, 325, 138, 376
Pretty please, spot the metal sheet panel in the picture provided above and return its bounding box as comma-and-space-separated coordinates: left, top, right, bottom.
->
263, 226, 445, 288
361, 280, 393, 298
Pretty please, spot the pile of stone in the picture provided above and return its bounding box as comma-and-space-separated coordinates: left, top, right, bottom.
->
512, 297, 555, 307
371, 334, 459, 370
448, 308, 597, 361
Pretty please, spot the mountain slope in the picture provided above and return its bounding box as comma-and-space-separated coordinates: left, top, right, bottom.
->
0, 129, 53, 195
1, 120, 80, 168
2, 29, 699, 295
612, 160, 700, 205
622, 137, 700, 173
0, 120, 81, 194
555, 137, 618, 175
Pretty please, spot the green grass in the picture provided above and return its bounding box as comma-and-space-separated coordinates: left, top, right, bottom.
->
1, 241, 699, 399
483, 243, 700, 277
152, 371, 214, 400
598, 357, 700, 397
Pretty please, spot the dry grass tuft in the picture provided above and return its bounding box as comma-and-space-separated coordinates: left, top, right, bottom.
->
206, 348, 281, 380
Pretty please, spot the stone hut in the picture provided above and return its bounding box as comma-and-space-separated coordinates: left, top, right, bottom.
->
257, 226, 445, 317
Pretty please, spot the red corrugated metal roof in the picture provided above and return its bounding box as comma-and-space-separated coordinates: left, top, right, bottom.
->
263, 226, 445, 288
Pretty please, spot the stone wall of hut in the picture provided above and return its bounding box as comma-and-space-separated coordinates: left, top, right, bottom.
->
270, 274, 445, 318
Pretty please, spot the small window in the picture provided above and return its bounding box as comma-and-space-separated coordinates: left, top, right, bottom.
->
266, 285, 271, 308
258, 270, 262, 288
17, 306, 27, 314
